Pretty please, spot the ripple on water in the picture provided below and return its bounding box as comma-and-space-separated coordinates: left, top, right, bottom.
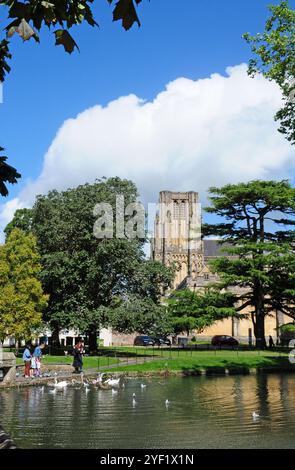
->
1, 374, 295, 448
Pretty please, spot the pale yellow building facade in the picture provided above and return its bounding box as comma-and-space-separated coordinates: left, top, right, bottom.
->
151, 190, 288, 344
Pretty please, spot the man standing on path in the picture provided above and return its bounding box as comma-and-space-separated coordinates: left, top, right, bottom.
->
72, 340, 84, 374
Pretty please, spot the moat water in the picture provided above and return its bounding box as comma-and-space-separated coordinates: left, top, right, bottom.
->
1, 374, 295, 449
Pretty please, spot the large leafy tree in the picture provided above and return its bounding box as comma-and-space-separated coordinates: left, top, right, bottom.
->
243, 0, 295, 144
0, 228, 48, 344
6, 178, 174, 350
168, 289, 237, 337
203, 180, 295, 348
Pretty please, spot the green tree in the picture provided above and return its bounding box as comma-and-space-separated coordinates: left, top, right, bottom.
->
105, 295, 173, 336
130, 259, 175, 302
244, 0, 295, 144
6, 178, 173, 350
203, 180, 295, 348
0, 228, 48, 344
4, 207, 33, 236
168, 289, 237, 337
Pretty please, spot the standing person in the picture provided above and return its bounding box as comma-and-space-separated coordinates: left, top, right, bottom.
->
22, 343, 32, 378
33, 342, 46, 377
72, 340, 84, 374
269, 335, 275, 349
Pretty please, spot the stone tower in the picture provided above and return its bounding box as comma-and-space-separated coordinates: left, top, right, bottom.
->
151, 191, 204, 289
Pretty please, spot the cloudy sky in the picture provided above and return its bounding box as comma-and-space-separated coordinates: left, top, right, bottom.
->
0, 0, 294, 237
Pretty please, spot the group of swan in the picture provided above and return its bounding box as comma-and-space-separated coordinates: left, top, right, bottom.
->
47, 372, 123, 392
48, 372, 90, 392
45, 374, 261, 419
46, 374, 172, 408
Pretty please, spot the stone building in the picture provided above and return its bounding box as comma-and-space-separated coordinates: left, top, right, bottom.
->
151, 190, 287, 344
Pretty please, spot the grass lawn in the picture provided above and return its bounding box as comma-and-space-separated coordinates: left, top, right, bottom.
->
99, 348, 293, 373
14, 347, 294, 374
16, 355, 118, 369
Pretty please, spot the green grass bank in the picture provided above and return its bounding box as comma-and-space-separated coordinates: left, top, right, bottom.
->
14, 347, 294, 375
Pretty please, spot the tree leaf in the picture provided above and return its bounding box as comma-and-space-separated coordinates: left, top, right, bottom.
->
7, 18, 39, 42
0, 39, 11, 82
0, 150, 21, 197
54, 29, 79, 53
112, 0, 141, 30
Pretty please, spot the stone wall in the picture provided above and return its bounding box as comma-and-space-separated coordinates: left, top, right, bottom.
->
111, 332, 138, 346
0, 352, 16, 384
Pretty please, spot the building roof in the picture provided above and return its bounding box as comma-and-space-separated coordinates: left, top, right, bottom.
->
203, 239, 233, 257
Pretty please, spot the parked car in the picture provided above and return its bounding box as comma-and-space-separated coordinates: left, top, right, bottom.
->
211, 335, 239, 347
134, 335, 155, 346
152, 336, 171, 347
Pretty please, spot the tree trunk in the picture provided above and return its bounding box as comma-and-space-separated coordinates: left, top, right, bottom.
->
253, 281, 266, 349
88, 328, 98, 353
51, 322, 60, 348
254, 310, 266, 349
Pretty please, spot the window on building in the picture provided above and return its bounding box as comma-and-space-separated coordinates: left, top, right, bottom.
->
173, 201, 186, 219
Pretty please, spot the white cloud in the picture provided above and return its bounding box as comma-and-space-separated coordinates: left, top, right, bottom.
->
0, 64, 294, 238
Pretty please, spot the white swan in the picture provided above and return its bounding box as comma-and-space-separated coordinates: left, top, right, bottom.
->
48, 377, 68, 389
252, 411, 260, 419
141, 383, 146, 389
55, 379, 68, 389
105, 377, 120, 388
165, 399, 170, 406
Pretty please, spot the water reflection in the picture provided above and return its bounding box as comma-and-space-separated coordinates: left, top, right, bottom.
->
1, 374, 295, 449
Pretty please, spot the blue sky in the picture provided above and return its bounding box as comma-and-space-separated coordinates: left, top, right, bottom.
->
0, 0, 294, 227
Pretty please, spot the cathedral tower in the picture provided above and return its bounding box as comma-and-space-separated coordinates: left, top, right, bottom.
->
151, 191, 204, 289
